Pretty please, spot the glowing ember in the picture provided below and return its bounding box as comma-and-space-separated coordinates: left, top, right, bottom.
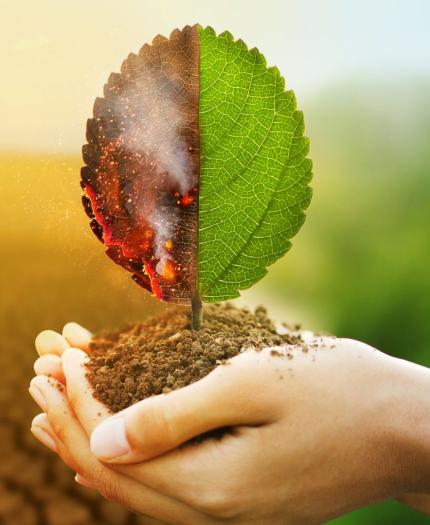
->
159, 259, 176, 282
180, 191, 196, 207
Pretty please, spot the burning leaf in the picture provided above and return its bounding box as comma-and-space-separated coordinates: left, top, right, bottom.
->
81, 25, 312, 305
81, 26, 199, 303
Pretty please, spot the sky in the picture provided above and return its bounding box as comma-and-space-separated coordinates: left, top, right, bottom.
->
1, 0, 429, 152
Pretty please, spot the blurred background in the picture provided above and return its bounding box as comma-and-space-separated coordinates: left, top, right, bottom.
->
1, 0, 429, 523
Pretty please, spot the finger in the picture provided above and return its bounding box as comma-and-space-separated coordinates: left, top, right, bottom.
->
116, 426, 266, 516
90, 349, 280, 463
29, 375, 113, 478
29, 398, 252, 517
30, 413, 58, 453
34, 354, 65, 383
62, 322, 92, 351
60, 347, 234, 506
75, 473, 94, 488
62, 348, 111, 433
29, 375, 205, 524
61, 346, 196, 513
35, 330, 70, 356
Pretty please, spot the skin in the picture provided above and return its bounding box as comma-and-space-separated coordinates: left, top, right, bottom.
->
29, 323, 430, 524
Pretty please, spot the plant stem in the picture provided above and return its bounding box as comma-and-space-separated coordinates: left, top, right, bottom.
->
191, 295, 202, 330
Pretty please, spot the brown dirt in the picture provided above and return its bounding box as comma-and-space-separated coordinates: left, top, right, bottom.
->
86, 303, 302, 413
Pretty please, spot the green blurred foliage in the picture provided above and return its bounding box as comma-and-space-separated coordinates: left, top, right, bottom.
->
265, 76, 430, 365
260, 76, 430, 524
330, 499, 429, 525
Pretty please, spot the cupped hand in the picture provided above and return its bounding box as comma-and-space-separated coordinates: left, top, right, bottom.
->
31, 324, 204, 524
30, 324, 430, 524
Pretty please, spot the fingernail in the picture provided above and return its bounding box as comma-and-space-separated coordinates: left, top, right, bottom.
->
90, 416, 130, 459
63, 347, 89, 363
35, 330, 69, 356
31, 425, 58, 453
63, 323, 92, 346
75, 473, 93, 487
34, 354, 62, 376
29, 385, 47, 412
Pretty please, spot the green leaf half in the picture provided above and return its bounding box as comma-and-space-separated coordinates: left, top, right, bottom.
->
198, 26, 313, 302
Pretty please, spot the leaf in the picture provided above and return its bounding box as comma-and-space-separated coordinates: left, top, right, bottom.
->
198, 26, 312, 301
81, 25, 312, 304
81, 26, 200, 304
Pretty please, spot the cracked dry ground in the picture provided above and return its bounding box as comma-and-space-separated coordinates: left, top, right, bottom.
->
0, 246, 163, 525
0, 351, 156, 525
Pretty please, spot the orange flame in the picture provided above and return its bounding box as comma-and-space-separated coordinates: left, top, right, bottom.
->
180, 192, 195, 207
161, 259, 176, 282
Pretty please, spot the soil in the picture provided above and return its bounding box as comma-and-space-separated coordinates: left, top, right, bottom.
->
86, 303, 303, 413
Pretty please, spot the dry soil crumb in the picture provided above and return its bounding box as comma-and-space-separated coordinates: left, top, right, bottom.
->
86, 303, 302, 413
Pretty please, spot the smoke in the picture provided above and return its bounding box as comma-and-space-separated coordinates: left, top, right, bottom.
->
116, 69, 195, 194
113, 68, 196, 274
152, 205, 179, 276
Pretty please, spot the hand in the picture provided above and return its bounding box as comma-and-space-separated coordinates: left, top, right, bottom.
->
32, 324, 200, 524
30, 325, 430, 524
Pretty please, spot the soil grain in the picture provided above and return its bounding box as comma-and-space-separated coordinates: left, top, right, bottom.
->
86, 303, 301, 413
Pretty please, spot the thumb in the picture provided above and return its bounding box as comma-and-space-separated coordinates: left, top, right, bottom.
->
90, 353, 275, 463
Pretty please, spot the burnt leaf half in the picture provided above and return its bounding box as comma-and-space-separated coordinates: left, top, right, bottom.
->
81, 25, 199, 304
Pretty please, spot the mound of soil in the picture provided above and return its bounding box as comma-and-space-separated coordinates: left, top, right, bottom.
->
86, 303, 303, 413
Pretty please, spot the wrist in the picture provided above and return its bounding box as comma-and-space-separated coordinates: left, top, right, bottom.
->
382, 356, 430, 493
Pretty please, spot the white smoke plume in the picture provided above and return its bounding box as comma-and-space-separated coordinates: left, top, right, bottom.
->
113, 68, 196, 275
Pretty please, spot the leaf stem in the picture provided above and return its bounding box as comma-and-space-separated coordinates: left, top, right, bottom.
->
191, 295, 203, 330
